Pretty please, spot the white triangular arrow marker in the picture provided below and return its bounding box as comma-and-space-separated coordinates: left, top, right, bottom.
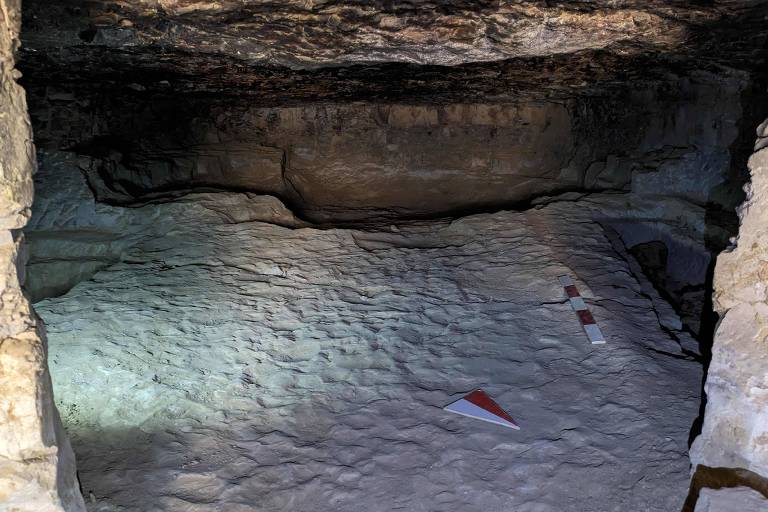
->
444, 389, 520, 430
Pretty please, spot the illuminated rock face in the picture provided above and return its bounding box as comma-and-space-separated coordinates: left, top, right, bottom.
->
691, 120, 768, 478
0, 0, 84, 510
33, 183, 705, 511
24, 150, 306, 302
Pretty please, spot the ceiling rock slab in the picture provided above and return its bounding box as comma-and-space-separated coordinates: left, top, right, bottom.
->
18, 1, 768, 100
23, 0, 701, 67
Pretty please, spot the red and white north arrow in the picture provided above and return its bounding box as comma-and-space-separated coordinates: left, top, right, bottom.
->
444, 389, 520, 430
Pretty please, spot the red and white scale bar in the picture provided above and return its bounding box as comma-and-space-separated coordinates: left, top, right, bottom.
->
558, 275, 606, 345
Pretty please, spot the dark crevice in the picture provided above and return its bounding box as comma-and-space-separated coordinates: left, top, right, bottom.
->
683, 466, 768, 512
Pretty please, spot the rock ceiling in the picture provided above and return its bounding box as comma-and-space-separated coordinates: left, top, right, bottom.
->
19, 0, 768, 102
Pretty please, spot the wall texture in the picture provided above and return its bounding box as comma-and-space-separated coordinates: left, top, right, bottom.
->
690, 118, 768, 479
0, 0, 85, 510
26, 69, 745, 223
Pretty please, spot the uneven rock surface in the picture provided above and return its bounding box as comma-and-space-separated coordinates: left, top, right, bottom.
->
691, 119, 768, 480
18, 1, 768, 98
0, 1, 84, 511
25, 149, 722, 335
24, 150, 305, 302
33, 189, 703, 512
16, 0, 724, 68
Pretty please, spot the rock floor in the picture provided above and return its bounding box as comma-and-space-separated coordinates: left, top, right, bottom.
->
36, 197, 702, 512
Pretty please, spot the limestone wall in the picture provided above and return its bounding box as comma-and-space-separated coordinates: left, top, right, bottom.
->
0, 0, 85, 510
690, 118, 768, 478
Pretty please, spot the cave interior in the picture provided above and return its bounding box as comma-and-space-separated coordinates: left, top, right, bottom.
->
6, 1, 768, 511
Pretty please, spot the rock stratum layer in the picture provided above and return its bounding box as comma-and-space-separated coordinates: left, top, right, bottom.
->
25, 73, 747, 223
0, 1, 84, 511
